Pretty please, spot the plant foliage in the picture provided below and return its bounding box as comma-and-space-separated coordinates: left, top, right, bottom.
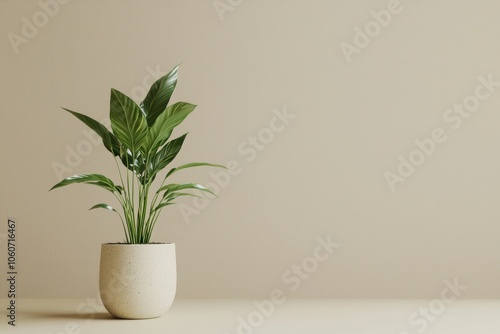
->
51, 65, 224, 243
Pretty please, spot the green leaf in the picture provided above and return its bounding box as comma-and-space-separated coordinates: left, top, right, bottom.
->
110, 89, 148, 155
120, 149, 146, 176
89, 203, 118, 212
141, 65, 179, 126
166, 162, 227, 179
160, 102, 197, 130
144, 102, 196, 155
62, 108, 120, 156
156, 183, 217, 198
152, 202, 176, 212
163, 191, 204, 202
50, 174, 119, 193
146, 134, 187, 183
115, 185, 123, 194
153, 192, 205, 213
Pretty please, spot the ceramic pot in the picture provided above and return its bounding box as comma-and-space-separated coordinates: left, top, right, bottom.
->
99, 243, 176, 319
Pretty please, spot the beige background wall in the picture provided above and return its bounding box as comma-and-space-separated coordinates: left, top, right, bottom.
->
1, 0, 500, 299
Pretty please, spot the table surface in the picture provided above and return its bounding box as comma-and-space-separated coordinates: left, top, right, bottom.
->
1, 298, 500, 333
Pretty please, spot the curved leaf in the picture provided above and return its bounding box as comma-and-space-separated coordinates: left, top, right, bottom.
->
153, 192, 206, 213
146, 134, 187, 183
110, 89, 148, 155
89, 203, 117, 212
152, 202, 176, 212
166, 162, 227, 179
90, 204, 128, 243
115, 185, 124, 194
163, 191, 204, 202
141, 65, 179, 126
159, 102, 196, 130
143, 102, 196, 155
156, 183, 216, 198
50, 174, 118, 193
62, 108, 120, 156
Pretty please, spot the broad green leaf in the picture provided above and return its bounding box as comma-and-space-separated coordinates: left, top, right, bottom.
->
110, 89, 148, 155
62, 108, 120, 156
144, 129, 172, 158
166, 162, 227, 179
50, 174, 119, 193
141, 65, 179, 126
143, 102, 196, 155
160, 102, 196, 130
146, 134, 187, 182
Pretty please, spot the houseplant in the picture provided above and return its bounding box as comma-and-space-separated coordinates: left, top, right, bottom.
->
50, 65, 224, 319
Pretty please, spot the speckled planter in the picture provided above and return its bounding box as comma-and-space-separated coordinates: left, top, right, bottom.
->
99, 243, 176, 319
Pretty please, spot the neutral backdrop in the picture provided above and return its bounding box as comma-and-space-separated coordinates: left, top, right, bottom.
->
1, 0, 500, 299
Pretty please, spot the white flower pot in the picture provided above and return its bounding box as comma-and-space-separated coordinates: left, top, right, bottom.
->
99, 243, 176, 319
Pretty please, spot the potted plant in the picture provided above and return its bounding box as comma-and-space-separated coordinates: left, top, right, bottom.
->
50, 65, 224, 319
